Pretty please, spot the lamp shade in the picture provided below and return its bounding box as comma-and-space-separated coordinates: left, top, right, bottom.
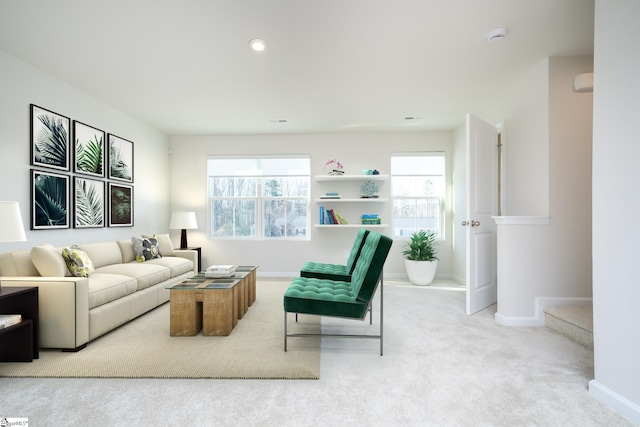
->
0, 201, 27, 243
169, 211, 198, 230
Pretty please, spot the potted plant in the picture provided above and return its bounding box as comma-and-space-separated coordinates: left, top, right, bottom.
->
402, 229, 438, 286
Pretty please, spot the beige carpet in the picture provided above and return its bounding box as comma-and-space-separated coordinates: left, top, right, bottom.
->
0, 281, 320, 379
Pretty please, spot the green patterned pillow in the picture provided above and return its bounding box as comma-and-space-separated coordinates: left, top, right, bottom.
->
61, 245, 95, 277
132, 236, 163, 263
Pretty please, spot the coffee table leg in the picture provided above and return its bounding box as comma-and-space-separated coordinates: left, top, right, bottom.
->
170, 290, 202, 336
232, 285, 239, 327
203, 289, 234, 336
249, 269, 256, 305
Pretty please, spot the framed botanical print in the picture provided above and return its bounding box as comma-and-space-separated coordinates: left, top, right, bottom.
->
108, 183, 133, 227
31, 169, 70, 229
73, 121, 105, 177
74, 177, 105, 228
31, 104, 70, 171
108, 134, 134, 182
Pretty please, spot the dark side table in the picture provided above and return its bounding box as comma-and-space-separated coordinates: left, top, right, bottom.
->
0, 286, 39, 362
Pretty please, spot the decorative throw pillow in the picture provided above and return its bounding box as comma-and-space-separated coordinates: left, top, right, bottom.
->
31, 243, 68, 277
132, 236, 163, 263
142, 233, 175, 257
61, 245, 95, 278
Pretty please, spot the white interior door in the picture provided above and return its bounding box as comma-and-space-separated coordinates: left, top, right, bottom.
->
465, 113, 498, 315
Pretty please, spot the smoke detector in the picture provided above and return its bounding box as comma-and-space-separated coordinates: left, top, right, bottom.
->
487, 28, 508, 43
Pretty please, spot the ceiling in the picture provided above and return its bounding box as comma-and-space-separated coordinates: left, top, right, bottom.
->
0, 0, 594, 136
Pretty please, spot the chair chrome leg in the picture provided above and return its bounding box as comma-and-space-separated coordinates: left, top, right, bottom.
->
284, 311, 288, 352
380, 273, 384, 356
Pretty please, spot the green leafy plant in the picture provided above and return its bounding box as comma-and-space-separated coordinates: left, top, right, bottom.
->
34, 115, 68, 167
109, 144, 132, 180
402, 229, 438, 261
75, 180, 104, 226
76, 136, 104, 175
34, 174, 67, 226
111, 187, 131, 222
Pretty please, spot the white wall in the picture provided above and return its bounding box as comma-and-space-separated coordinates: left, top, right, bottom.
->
590, 0, 640, 422
169, 131, 455, 278
502, 59, 550, 216
0, 49, 171, 254
495, 55, 593, 324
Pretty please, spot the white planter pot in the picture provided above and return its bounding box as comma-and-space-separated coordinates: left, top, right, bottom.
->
404, 259, 438, 286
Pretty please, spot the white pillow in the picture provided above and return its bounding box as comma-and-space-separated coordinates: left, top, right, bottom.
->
31, 243, 68, 277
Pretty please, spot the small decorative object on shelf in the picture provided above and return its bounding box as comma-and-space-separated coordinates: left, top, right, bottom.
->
361, 168, 380, 175
360, 180, 380, 198
361, 214, 381, 224
324, 158, 344, 175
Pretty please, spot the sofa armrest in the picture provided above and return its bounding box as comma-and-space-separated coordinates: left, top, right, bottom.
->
1, 277, 89, 351
173, 249, 198, 274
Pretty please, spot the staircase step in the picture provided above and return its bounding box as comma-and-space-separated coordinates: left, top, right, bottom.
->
544, 305, 593, 349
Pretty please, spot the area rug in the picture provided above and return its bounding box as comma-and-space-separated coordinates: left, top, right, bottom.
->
0, 281, 320, 379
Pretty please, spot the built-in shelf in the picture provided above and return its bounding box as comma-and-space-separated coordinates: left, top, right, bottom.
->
314, 198, 388, 203
315, 174, 387, 229
314, 174, 389, 181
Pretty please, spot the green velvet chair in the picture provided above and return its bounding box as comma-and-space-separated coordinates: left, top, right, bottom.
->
299, 228, 369, 282
284, 230, 393, 355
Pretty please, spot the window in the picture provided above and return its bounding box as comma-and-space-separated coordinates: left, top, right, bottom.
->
207, 156, 310, 239
391, 153, 445, 238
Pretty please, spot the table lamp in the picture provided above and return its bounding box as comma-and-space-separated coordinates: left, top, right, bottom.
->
0, 201, 27, 289
169, 211, 198, 249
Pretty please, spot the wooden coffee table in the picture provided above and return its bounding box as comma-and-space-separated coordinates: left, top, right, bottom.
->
167, 266, 258, 337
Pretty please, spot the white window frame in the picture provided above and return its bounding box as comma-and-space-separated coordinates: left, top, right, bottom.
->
207, 156, 310, 240
391, 152, 445, 239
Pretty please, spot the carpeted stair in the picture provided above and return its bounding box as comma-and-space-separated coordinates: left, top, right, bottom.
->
544, 304, 593, 349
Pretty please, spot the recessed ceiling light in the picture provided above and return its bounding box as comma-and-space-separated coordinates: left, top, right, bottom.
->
249, 38, 267, 52
487, 27, 508, 43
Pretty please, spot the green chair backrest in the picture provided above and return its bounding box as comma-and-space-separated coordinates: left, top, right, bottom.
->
346, 229, 370, 273
349, 231, 393, 303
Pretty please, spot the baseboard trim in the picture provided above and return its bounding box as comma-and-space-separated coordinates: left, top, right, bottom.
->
589, 380, 640, 424
495, 296, 593, 327
494, 312, 541, 327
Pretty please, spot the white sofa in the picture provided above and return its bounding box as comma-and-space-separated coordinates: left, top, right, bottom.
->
0, 235, 196, 351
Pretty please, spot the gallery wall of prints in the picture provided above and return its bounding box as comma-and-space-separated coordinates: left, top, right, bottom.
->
30, 104, 135, 230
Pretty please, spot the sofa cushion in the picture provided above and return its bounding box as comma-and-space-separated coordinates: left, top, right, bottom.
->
30, 244, 67, 277
132, 236, 162, 262
88, 273, 138, 309
95, 263, 170, 290
79, 241, 124, 268
117, 239, 136, 263
0, 250, 40, 276
62, 246, 95, 277
144, 256, 194, 278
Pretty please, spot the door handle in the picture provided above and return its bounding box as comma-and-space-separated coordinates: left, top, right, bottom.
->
461, 221, 468, 226
471, 220, 480, 227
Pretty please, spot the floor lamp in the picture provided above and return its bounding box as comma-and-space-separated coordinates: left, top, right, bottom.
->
169, 211, 198, 249
0, 201, 27, 289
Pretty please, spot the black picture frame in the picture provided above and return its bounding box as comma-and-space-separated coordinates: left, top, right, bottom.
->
108, 134, 134, 183
74, 177, 105, 228
31, 104, 71, 171
73, 121, 105, 178
108, 183, 134, 227
31, 169, 70, 230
